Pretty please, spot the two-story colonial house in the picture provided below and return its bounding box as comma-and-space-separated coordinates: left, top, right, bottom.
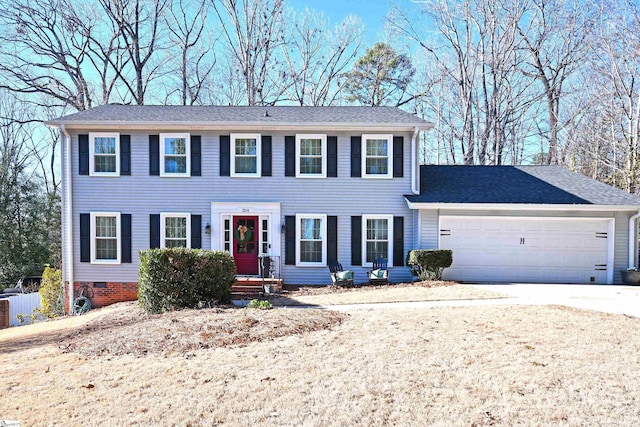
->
47, 105, 640, 311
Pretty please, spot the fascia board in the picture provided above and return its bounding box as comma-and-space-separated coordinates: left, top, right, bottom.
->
404, 200, 640, 211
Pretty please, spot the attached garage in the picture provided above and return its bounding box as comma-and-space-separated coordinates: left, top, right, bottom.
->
406, 165, 640, 285
439, 216, 613, 284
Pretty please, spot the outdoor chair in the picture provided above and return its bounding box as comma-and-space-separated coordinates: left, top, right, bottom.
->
367, 258, 389, 285
328, 261, 354, 286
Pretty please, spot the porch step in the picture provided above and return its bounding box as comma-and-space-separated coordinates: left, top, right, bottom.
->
231, 277, 284, 300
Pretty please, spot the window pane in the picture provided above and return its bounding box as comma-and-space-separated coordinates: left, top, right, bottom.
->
96, 216, 117, 238
165, 138, 186, 155
301, 218, 322, 240
165, 217, 187, 238
235, 157, 257, 173
366, 242, 388, 263
300, 157, 322, 174
165, 156, 187, 173
96, 238, 117, 260
367, 219, 388, 240
94, 137, 116, 154
366, 139, 388, 156
366, 158, 388, 175
300, 139, 322, 155
235, 139, 256, 155
165, 239, 187, 248
300, 241, 322, 262
95, 155, 116, 173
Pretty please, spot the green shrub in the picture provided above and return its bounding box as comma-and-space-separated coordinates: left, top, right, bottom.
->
138, 248, 236, 314
38, 265, 64, 318
406, 249, 453, 281
248, 299, 272, 309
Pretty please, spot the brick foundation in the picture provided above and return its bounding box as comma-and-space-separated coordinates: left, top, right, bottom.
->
64, 281, 138, 312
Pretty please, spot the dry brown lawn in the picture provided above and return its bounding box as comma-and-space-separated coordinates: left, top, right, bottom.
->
2, 285, 640, 426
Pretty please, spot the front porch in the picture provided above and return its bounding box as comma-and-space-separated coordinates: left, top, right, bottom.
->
231, 276, 284, 299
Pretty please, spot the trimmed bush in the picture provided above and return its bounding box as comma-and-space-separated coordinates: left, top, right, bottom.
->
38, 265, 64, 318
406, 249, 453, 281
138, 248, 236, 314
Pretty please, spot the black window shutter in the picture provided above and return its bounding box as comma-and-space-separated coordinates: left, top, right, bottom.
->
220, 135, 230, 176
79, 134, 89, 175
327, 216, 338, 264
327, 136, 338, 177
262, 135, 272, 176
191, 135, 201, 176
191, 215, 202, 249
393, 216, 405, 267
150, 214, 160, 248
80, 213, 90, 262
285, 136, 295, 177
149, 135, 160, 176
351, 136, 361, 177
285, 215, 295, 265
351, 216, 362, 266
121, 214, 132, 263
393, 136, 404, 178
120, 135, 131, 176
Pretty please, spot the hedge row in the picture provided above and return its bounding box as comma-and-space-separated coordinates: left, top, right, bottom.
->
138, 248, 236, 314
406, 249, 453, 281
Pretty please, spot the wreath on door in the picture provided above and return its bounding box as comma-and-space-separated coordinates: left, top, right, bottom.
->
235, 225, 253, 243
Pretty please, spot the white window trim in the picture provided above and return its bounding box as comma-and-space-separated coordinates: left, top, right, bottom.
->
160, 213, 191, 248
160, 133, 191, 177
89, 132, 120, 177
362, 134, 393, 179
296, 214, 327, 267
296, 134, 327, 178
90, 212, 121, 264
362, 214, 394, 267
231, 133, 261, 178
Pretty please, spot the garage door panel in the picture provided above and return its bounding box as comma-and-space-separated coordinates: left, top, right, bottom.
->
439, 217, 610, 284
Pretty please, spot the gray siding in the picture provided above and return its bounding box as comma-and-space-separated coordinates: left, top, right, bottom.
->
417, 208, 636, 284
68, 130, 415, 285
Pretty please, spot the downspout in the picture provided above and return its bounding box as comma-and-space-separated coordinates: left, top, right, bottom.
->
411, 126, 420, 195
61, 124, 74, 313
629, 210, 640, 269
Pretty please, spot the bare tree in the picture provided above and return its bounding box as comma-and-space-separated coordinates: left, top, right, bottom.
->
164, 0, 215, 105
281, 10, 363, 106
0, 0, 94, 110
211, 0, 286, 105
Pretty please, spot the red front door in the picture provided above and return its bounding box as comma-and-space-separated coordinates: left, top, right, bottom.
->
233, 216, 258, 275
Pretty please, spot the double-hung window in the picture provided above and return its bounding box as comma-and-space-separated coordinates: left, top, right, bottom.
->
160, 133, 190, 177
161, 213, 191, 248
89, 133, 119, 176
296, 214, 327, 266
231, 133, 261, 177
362, 134, 393, 179
91, 212, 121, 263
296, 134, 326, 178
362, 215, 393, 265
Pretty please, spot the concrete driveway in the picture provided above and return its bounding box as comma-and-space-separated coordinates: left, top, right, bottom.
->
469, 283, 640, 318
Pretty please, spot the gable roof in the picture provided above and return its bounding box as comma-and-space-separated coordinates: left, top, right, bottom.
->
405, 165, 640, 207
46, 105, 431, 131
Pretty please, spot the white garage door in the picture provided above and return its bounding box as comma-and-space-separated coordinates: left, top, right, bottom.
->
439, 216, 612, 284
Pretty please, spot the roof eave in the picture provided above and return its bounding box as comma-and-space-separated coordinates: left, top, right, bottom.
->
404, 200, 640, 211
45, 120, 433, 132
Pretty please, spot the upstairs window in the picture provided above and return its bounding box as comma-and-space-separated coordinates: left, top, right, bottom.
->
89, 133, 119, 176
296, 134, 326, 178
160, 133, 190, 177
91, 212, 121, 263
161, 213, 191, 248
362, 134, 393, 179
231, 133, 261, 177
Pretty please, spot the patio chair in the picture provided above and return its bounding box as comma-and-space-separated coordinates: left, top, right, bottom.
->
328, 261, 354, 286
367, 258, 389, 285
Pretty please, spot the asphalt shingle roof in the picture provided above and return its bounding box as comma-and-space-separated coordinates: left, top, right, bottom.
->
47, 104, 429, 127
406, 165, 640, 206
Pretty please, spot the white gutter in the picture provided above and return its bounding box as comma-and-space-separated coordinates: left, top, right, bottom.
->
411, 126, 420, 195
629, 210, 640, 269
60, 124, 74, 314
404, 200, 640, 212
